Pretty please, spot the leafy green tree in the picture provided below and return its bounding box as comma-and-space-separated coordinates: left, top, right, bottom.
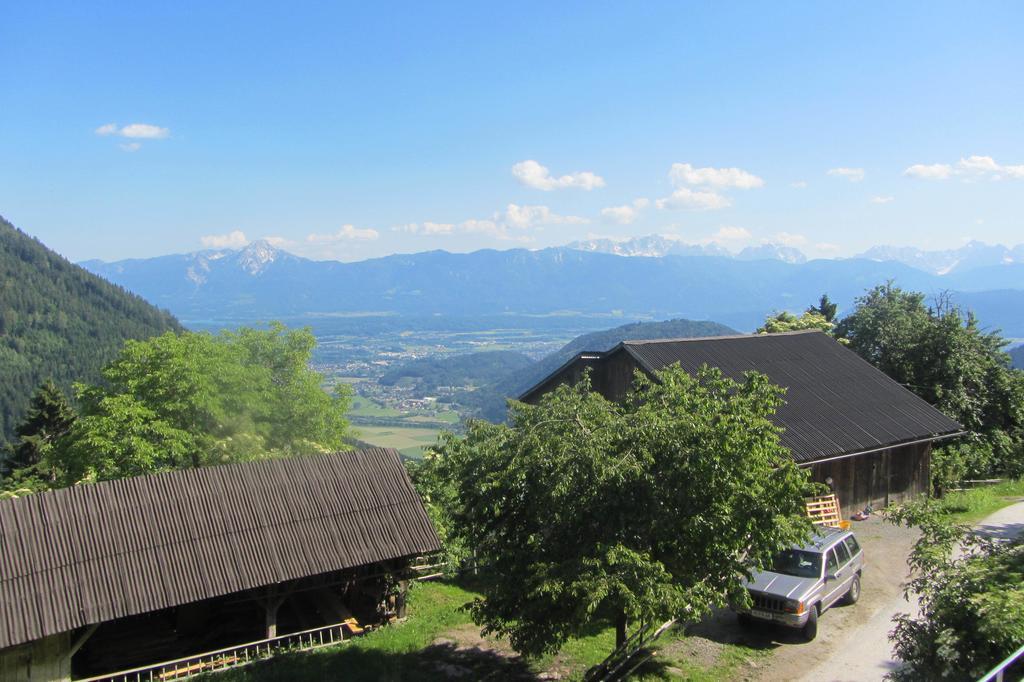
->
427, 366, 814, 656
757, 310, 835, 335
49, 323, 351, 485
836, 284, 1024, 480
886, 501, 1024, 681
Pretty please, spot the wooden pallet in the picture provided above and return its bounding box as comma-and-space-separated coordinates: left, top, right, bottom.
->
805, 494, 850, 529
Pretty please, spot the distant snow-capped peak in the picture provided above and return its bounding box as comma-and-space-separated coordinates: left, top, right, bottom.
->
856, 240, 1024, 275
236, 240, 281, 275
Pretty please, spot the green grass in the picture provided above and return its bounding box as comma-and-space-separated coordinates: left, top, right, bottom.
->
356, 425, 442, 459
204, 581, 771, 682
207, 582, 477, 682
641, 640, 771, 681
407, 411, 460, 425
936, 478, 1024, 524
349, 397, 404, 418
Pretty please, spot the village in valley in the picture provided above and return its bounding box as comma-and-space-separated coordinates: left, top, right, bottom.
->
2, 4, 1023, 682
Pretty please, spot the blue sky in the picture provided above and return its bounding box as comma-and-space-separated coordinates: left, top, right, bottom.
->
2, 2, 1022, 262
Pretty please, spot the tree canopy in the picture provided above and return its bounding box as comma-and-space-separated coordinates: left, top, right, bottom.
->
757, 294, 840, 335
1, 323, 352, 490
425, 365, 814, 656
886, 501, 1024, 681
835, 284, 1024, 483
756, 310, 835, 335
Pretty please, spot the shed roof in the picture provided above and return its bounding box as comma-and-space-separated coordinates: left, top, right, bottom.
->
520, 330, 962, 464
0, 447, 440, 650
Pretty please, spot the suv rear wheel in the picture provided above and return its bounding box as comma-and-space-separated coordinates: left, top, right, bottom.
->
842, 574, 861, 605
802, 606, 818, 641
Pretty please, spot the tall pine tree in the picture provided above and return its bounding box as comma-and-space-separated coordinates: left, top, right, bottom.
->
1, 379, 76, 479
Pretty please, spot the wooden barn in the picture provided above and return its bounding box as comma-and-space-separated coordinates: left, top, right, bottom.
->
0, 447, 441, 682
520, 330, 964, 514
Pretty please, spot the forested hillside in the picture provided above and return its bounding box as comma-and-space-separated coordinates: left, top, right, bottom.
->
1011, 344, 1024, 369
456, 318, 737, 421
379, 350, 533, 394
0, 217, 180, 444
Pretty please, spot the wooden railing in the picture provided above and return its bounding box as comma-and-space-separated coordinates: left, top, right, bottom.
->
77, 620, 357, 682
977, 642, 1024, 682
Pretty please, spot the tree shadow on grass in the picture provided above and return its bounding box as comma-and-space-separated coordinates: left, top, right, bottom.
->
212, 640, 541, 682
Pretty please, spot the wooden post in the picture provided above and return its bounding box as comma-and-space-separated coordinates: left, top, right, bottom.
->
615, 610, 628, 649
264, 586, 287, 639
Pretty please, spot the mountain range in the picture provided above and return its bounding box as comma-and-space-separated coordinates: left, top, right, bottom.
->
568, 235, 808, 264
80, 239, 1024, 335
568, 235, 1024, 275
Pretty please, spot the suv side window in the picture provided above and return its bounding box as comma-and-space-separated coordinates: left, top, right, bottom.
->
826, 548, 839, 575
834, 541, 851, 566
844, 536, 861, 557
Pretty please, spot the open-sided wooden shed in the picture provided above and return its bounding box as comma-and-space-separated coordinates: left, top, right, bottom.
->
0, 447, 440, 681
520, 330, 964, 514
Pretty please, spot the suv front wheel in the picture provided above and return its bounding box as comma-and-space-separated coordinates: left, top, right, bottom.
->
802, 606, 818, 641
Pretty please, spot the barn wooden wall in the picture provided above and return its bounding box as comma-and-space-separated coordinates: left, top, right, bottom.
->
807, 442, 931, 513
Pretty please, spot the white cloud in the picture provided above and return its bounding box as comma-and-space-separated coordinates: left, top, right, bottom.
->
397, 222, 455, 235
958, 155, 1000, 174
511, 160, 606, 191
791, 181, 808, 189
657, 162, 761, 210
397, 202, 587, 245
95, 122, 170, 139
504, 204, 588, 229
826, 167, 865, 182
458, 217, 534, 242
656, 187, 731, 210
120, 123, 170, 139
712, 226, 752, 241
773, 231, 808, 246
96, 122, 170, 151
201, 230, 249, 249
814, 242, 841, 254
262, 236, 291, 247
669, 163, 764, 189
903, 163, 953, 180
903, 155, 1024, 181
600, 198, 650, 225
870, 195, 895, 204
306, 225, 380, 242
958, 155, 1024, 179
459, 219, 504, 237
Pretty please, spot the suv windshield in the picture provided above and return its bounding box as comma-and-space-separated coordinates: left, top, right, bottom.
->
771, 549, 823, 578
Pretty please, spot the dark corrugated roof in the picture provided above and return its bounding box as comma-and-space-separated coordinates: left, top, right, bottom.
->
520, 330, 962, 464
0, 447, 440, 649
620, 331, 962, 462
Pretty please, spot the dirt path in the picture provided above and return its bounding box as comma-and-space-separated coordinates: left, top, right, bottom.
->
417, 502, 1024, 680
668, 514, 918, 682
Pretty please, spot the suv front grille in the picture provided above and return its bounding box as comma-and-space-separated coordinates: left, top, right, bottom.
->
750, 592, 785, 612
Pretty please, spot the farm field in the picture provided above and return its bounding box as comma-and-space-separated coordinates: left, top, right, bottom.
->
356, 425, 443, 459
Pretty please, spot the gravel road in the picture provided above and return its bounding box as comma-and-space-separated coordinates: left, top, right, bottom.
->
793, 501, 1024, 682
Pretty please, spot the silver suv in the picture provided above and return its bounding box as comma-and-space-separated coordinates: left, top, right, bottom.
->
733, 526, 864, 641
